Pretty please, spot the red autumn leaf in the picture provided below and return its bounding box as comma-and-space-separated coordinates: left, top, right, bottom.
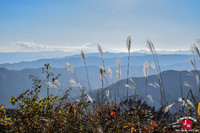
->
50, 103, 56, 106
110, 111, 118, 116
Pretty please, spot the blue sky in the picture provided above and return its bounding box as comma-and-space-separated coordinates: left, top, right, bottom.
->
0, 0, 200, 53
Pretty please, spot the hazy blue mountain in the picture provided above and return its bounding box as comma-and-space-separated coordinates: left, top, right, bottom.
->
0, 64, 198, 109
0, 50, 191, 64
0, 51, 69, 64
93, 70, 198, 109
0, 54, 192, 70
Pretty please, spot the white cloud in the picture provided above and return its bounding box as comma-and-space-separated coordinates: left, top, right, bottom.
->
15, 42, 45, 50
13, 41, 102, 53
14, 41, 156, 54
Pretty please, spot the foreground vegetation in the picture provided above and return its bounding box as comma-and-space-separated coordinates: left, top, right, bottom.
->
1, 37, 200, 132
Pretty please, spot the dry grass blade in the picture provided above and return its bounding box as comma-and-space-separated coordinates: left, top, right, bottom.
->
148, 83, 160, 89
124, 84, 132, 89
124, 84, 136, 91
187, 70, 195, 77
184, 81, 193, 89
189, 59, 195, 69
66, 62, 74, 73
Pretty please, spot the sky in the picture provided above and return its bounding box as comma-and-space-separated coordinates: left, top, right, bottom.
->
0, 0, 200, 53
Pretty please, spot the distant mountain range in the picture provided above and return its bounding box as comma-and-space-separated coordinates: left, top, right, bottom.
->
0, 50, 198, 110
0, 64, 198, 109
0, 66, 198, 107
0, 54, 193, 71
0, 50, 191, 64
94, 70, 199, 109
0, 51, 68, 64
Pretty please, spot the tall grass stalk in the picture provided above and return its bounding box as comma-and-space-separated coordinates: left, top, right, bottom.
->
146, 40, 166, 108
116, 57, 121, 104
66, 63, 78, 82
99, 66, 106, 103
98, 44, 108, 103
81, 50, 92, 98
126, 36, 132, 101
66, 62, 83, 99
190, 45, 200, 100
179, 72, 185, 115
143, 60, 149, 97
107, 67, 114, 102
97, 44, 105, 67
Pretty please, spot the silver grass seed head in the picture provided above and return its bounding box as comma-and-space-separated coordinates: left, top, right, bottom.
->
97, 44, 104, 61
189, 59, 195, 69
99, 66, 105, 85
187, 70, 195, 77
47, 81, 57, 89
129, 78, 136, 86
69, 78, 82, 89
178, 97, 187, 107
163, 103, 175, 113
66, 62, 74, 73
193, 44, 200, 57
190, 46, 196, 64
143, 60, 149, 78
116, 57, 121, 80
126, 36, 131, 53
187, 99, 194, 107
87, 94, 93, 103
81, 50, 86, 63
55, 79, 61, 86
107, 67, 113, 80
150, 64, 160, 80
147, 95, 153, 103
105, 90, 110, 101
146, 40, 155, 56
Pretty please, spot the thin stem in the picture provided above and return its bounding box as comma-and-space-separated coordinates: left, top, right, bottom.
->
127, 52, 130, 101
145, 77, 148, 98
84, 63, 92, 98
